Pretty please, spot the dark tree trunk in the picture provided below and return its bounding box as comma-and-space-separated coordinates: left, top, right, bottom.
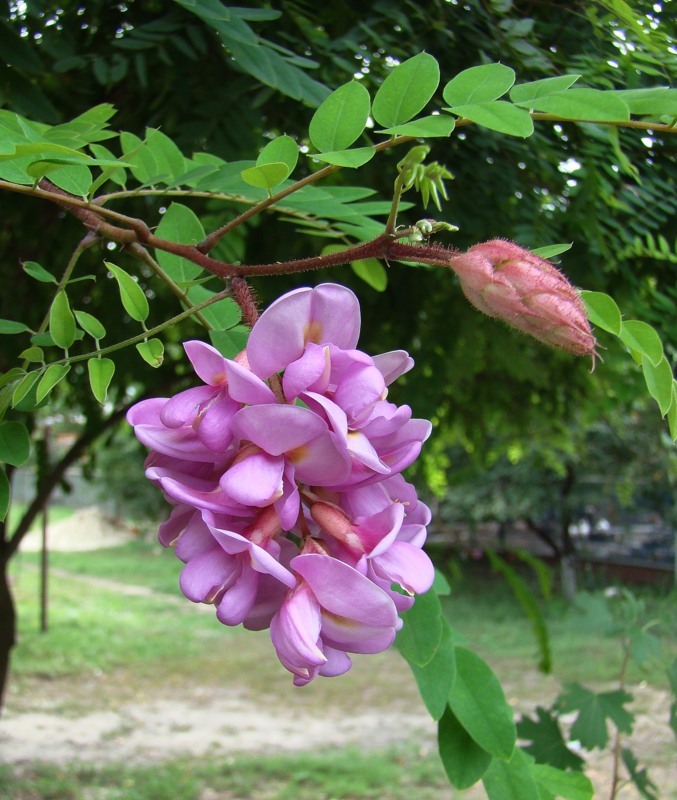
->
0, 551, 15, 718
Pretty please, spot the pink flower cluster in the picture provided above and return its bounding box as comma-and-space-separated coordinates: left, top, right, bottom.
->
127, 284, 434, 685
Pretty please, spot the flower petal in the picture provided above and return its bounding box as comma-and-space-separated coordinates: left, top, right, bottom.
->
184, 340, 228, 385
179, 547, 238, 603
231, 404, 326, 455
160, 385, 217, 428
220, 452, 284, 507
223, 359, 277, 405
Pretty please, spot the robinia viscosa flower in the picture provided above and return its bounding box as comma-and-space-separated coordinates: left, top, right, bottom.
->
127, 283, 434, 684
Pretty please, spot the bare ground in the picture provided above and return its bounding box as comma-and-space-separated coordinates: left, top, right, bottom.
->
3, 509, 676, 798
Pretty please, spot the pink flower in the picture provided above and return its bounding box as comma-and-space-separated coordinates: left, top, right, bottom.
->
270, 553, 401, 686
127, 282, 433, 685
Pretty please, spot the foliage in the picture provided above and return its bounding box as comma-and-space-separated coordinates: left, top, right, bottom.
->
0, 2, 676, 797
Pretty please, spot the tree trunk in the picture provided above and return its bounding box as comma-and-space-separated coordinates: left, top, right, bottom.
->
560, 553, 578, 603
0, 552, 16, 718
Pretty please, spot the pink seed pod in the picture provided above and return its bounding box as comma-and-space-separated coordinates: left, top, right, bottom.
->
448, 239, 596, 358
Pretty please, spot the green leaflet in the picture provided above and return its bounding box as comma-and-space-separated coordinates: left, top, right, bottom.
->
154, 203, 206, 283
309, 80, 371, 152
88, 358, 115, 403
136, 339, 164, 368
350, 259, 387, 291
36, 364, 70, 404
522, 88, 630, 122
448, 647, 516, 759
446, 102, 533, 138
443, 63, 516, 106
74, 310, 106, 341
482, 749, 541, 800
0, 420, 31, 467
619, 320, 663, 366
395, 589, 443, 667
509, 75, 581, 105
377, 115, 455, 138
409, 622, 456, 720
641, 356, 674, 415
241, 162, 290, 190
257, 135, 298, 175
106, 262, 150, 323
22, 260, 57, 283
310, 147, 375, 168
49, 290, 77, 349
438, 705, 492, 789
580, 290, 622, 335
372, 52, 440, 128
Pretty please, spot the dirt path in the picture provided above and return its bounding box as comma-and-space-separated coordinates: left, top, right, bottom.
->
3, 533, 676, 798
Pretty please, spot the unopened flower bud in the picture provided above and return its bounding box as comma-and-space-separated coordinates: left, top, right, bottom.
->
448, 239, 596, 357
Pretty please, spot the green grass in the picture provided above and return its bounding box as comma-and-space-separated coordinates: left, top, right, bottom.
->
8, 503, 74, 533
0, 747, 450, 800
15, 537, 182, 595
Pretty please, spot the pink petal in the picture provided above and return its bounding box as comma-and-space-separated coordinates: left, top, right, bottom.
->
160, 385, 217, 428
223, 359, 277, 405
179, 547, 238, 603
247, 284, 360, 378
195, 394, 240, 453
354, 503, 405, 557
333, 363, 386, 424
291, 430, 352, 486
283, 344, 330, 401
127, 397, 168, 427
270, 583, 326, 672
320, 613, 397, 654
372, 350, 414, 385
318, 645, 352, 677
372, 541, 435, 595
184, 340, 228, 385
174, 512, 215, 562
292, 554, 398, 628
231, 405, 326, 455
158, 505, 194, 547
220, 451, 284, 507
216, 564, 259, 625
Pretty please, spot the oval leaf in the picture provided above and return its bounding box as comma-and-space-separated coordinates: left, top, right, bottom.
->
377, 115, 455, 138
438, 705, 492, 790
106, 262, 149, 323
49, 290, 77, 349
642, 357, 673, 415
396, 589, 443, 667
88, 358, 115, 404
482, 748, 541, 799
510, 75, 581, 105
74, 310, 107, 341
619, 320, 663, 366
309, 80, 371, 152
529, 89, 630, 122
531, 243, 573, 259
36, 364, 71, 404
19, 346, 44, 363
580, 290, 622, 335
448, 647, 516, 759
443, 63, 516, 106
11, 371, 40, 408
310, 146, 375, 168
241, 162, 290, 189
372, 52, 440, 127
22, 261, 57, 283
136, 338, 164, 368
0, 319, 32, 335
351, 258, 388, 291
0, 421, 31, 467
447, 101, 534, 137
257, 135, 298, 174
410, 623, 456, 721
154, 203, 206, 283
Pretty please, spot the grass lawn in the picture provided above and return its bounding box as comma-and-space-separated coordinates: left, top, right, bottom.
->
4, 541, 677, 800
